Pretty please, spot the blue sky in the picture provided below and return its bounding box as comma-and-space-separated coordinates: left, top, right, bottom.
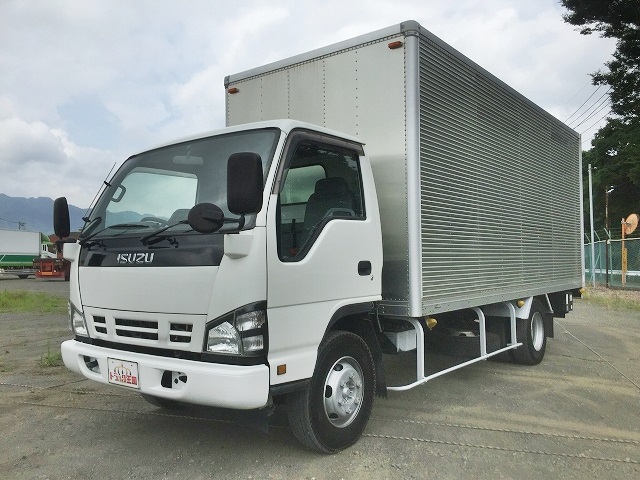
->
0, 0, 615, 208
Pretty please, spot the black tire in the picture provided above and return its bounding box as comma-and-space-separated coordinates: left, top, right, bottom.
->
287, 331, 376, 453
141, 394, 185, 410
511, 299, 547, 365
17, 274, 28, 279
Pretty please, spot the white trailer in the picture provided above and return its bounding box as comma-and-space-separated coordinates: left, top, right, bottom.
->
56, 21, 582, 453
0, 229, 55, 278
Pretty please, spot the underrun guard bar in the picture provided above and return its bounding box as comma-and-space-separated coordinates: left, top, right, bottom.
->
387, 301, 521, 391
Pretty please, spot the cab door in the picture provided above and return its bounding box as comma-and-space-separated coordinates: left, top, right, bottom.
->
266, 131, 382, 385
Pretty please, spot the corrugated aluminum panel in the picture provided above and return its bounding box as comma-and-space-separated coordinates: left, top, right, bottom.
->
418, 33, 582, 315
224, 21, 583, 318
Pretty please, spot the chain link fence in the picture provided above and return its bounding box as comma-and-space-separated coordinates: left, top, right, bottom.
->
585, 237, 640, 289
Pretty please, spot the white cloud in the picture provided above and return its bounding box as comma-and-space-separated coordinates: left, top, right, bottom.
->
0, 118, 117, 207
0, 118, 67, 168
0, 0, 618, 206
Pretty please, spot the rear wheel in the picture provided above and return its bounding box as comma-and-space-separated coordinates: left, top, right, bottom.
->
287, 331, 375, 453
512, 299, 547, 365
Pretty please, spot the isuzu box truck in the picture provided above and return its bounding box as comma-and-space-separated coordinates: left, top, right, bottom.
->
0, 229, 55, 278
55, 21, 582, 452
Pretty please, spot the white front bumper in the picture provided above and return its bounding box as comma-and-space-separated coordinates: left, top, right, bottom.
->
61, 340, 270, 409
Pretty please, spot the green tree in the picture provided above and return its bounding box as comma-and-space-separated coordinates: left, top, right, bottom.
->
562, 1, 640, 237
583, 121, 640, 238
562, 0, 640, 119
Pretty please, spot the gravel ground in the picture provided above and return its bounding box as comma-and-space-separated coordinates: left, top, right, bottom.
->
1, 276, 639, 479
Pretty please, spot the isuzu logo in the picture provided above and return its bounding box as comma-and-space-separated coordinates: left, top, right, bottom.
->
116, 253, 155, 264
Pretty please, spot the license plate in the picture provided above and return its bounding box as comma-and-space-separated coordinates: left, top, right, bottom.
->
107, 358, 140, 389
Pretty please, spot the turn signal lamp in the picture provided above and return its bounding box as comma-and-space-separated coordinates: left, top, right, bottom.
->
426, 317, 437, 330
516, 299, 525, 308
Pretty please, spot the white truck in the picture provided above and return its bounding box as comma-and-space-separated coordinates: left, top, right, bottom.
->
0, 229, 55, 278
55, 21, 583, 452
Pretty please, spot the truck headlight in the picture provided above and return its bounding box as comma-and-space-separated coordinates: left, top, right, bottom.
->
69, 302, 88, 337
204, 303, 267, 356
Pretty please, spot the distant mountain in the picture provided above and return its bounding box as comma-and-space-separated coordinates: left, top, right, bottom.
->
0, 194, 86, 235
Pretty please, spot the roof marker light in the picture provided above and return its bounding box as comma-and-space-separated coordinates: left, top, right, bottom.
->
388, 41, 403, 49
227, 87, 239, 94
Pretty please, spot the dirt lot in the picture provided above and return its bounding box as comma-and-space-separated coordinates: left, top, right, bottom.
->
1, 275, 639, 479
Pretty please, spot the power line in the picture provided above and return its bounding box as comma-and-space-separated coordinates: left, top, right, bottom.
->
579, 108, 613, 148
572, 100, 611, 129
0, 217, 26, 230
560, 80, 592, 109
0, 217, 20, 225
580, 110, 611, 135
564, 84, 607, 123
565, 85, 612, 128
568, 91, 610, 128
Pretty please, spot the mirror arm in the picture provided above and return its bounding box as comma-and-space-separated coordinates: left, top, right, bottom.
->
223, 214, 245, 230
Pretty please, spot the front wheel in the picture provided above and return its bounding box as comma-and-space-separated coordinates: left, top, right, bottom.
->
287, 331, 376, 453
512, 299, 547, 365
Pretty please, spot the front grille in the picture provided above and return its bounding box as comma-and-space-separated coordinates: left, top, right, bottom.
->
170, 323, 193, 343
116, 318, 157, 329
115, 317, 159, 340
94, 316, 107, 334
90, 314, 195, 346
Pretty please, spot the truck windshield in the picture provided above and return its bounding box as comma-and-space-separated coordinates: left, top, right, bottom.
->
82, 128, 280, 240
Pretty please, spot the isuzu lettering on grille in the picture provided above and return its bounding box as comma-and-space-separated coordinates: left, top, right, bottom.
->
116, 253, 155, 264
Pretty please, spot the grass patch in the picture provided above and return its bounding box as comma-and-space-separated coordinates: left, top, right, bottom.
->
39, 343, 64, 367
0, 290, 67, 313
581, 287, 640, 311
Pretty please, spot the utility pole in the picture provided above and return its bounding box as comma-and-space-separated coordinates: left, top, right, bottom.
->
588, 164, 595, 287
604, 186, 614, 288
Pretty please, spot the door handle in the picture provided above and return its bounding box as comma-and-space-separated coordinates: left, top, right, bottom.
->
358, 261, 372, 276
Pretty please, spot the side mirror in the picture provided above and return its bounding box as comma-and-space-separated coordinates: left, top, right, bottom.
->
53, 197, 71, 239
188, 203, 225, 234
227, 152, 263, 215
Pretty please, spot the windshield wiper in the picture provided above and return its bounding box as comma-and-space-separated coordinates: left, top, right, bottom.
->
140, 220, 189, 246
79, 223, 151, 245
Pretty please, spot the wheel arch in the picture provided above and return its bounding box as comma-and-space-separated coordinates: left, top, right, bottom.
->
323, 302, 387, 397
537, 294, 555, 339
511, 295, 554, 338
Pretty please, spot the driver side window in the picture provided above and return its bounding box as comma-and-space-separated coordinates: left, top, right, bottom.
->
277, 138, 365, 261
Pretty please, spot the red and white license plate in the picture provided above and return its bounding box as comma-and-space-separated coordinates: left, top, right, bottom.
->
107, 358, 140, 389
